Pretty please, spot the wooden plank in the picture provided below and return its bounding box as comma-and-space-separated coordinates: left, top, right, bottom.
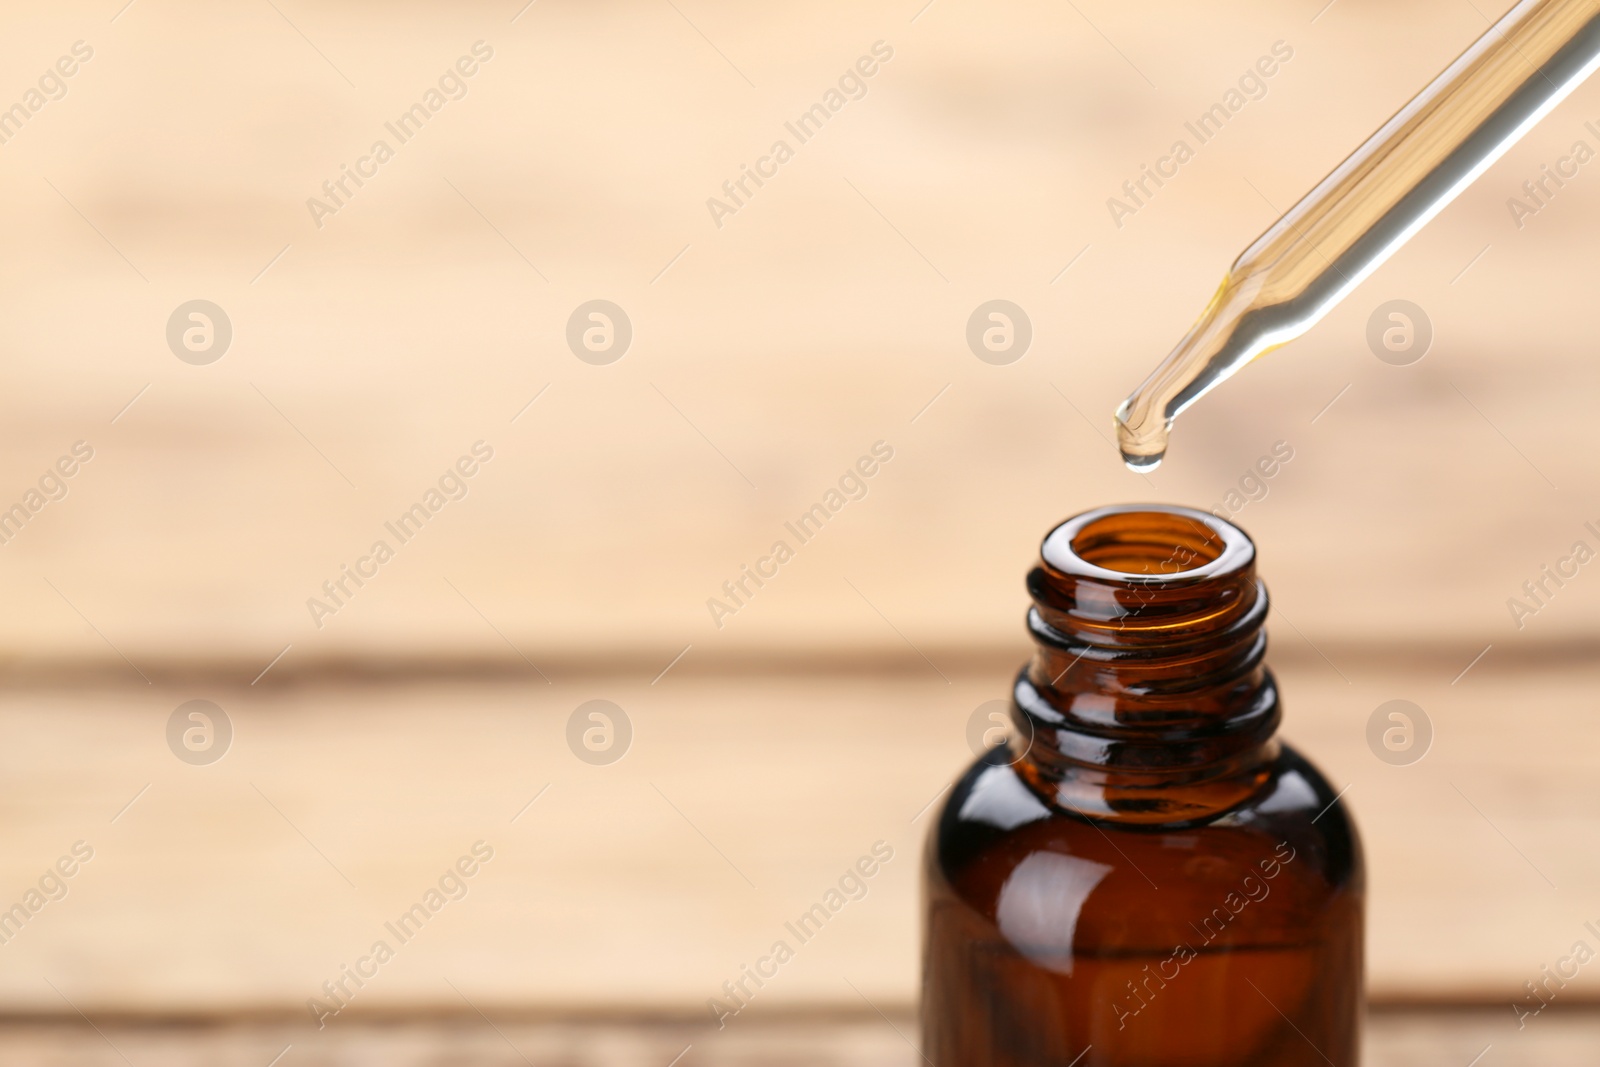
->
0, 657, 1593, 1013
0, 1010, 1585, 1066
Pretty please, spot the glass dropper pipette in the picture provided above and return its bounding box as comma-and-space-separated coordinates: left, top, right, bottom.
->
1115, 0, 1600, 471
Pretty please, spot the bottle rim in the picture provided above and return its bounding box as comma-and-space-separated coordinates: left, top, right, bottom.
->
1040, 504, 1254, 585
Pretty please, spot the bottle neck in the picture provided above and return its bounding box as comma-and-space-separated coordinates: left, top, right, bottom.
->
1009, 506, 1280, 825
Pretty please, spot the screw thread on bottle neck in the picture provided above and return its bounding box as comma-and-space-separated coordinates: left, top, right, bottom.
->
1012, 505, 1281, 823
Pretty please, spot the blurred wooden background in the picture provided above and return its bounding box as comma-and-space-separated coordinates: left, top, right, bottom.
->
0, 0, 1598, 1060
3, 0, 1599, 667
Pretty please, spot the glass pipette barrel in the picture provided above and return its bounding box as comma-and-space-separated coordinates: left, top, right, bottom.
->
1115, 0, 1600, 471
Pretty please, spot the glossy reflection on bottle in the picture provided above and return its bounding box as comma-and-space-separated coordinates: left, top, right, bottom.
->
923, 505, 1362, 1067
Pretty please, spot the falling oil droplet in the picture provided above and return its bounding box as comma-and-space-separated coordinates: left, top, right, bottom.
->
1121, 449, 1163, 473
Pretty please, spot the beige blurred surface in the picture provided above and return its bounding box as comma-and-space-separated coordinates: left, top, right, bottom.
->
0, 0, 1595, 1036
0, 0, 1593, 665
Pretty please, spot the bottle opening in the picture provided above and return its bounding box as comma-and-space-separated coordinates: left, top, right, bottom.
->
1042, 505, 1250, 583
1070, 510, 1224, 575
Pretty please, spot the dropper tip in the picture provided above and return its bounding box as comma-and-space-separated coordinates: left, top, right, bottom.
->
1113, 398, 1167, 472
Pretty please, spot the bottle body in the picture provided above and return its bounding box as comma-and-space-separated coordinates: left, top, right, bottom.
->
921, 506, 1363, 1066
924, 741, 1361, 1066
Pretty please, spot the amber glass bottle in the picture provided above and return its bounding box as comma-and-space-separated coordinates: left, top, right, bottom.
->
923, 505, 1362, 1066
